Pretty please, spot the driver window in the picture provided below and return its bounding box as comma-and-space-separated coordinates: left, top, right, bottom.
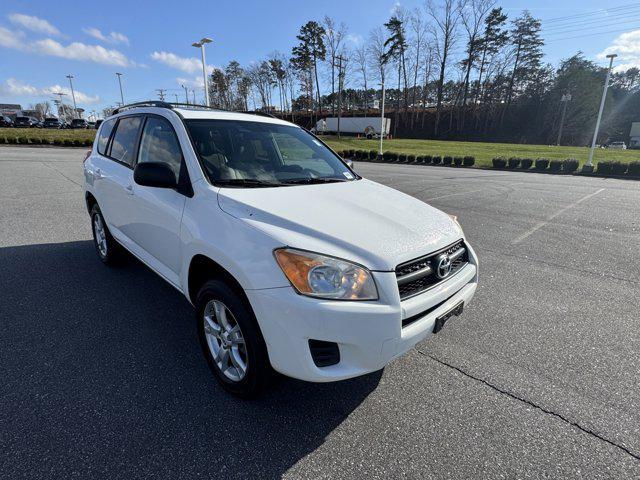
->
272, 132, 334, 176
109, 116, 142, 167
137, 116, 183, 182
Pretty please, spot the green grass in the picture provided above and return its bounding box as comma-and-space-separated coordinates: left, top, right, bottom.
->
0, 127, 96, 143
323, 136, 640, 168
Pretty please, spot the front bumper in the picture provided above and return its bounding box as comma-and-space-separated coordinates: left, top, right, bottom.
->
246, 245, 478, 382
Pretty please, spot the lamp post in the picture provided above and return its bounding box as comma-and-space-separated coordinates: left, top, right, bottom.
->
556, 93, 571, 146
585, 53, 617, 172
192, 37, 213, 106
66, 75, 77, 119
378, 80, 386, 160
115, 72, 125, 106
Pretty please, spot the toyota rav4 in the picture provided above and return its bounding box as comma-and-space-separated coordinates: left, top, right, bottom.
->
83, 102, 478, 397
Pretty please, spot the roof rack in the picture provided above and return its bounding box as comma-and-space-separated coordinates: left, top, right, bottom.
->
239, 110, 278, 119
112, 101, 227, 115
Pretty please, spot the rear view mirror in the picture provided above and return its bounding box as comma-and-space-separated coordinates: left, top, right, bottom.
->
134, 162, 177, 189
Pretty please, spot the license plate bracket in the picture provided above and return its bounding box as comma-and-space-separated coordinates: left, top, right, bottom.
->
433, 301, 464, 333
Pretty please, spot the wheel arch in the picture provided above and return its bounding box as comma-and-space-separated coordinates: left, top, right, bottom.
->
187, 254, 251, 308
85, 191, 98, 214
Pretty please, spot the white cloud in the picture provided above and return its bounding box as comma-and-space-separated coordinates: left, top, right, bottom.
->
151, 51, 213, 74
0, 78, 100, 104
32, 38, 132, 66
82, 27, 129, 45
0, 26, 25, 49
8, 13, 60, 36
598, 29, 640, 71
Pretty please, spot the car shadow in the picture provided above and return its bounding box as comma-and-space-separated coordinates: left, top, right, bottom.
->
0, 240, 382, 479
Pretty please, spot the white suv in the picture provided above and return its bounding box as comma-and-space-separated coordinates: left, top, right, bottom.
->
84, 102, 478, 397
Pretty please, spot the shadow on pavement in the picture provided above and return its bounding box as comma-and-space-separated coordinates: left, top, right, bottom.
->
0, 240, 381, 479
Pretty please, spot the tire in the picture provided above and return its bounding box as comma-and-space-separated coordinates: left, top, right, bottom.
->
196, 279, 271, 398
90, 204, 123, 265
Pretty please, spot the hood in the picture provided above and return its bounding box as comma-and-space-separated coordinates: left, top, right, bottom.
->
217, 178, 463, 271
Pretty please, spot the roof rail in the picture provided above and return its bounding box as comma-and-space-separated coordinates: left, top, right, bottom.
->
112, 101, 227, 115
239, 110, 278, 119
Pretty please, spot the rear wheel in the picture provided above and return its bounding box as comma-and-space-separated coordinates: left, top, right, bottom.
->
196, 279, 271, 398
90, 204, 123, 265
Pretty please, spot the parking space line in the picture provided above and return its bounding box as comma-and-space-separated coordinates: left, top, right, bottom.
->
512, 188, 605, 244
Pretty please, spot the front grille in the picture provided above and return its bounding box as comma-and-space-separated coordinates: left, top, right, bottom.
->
396, 240, 468, 300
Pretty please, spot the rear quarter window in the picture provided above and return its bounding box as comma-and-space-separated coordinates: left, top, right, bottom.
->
96, 119, 116, 156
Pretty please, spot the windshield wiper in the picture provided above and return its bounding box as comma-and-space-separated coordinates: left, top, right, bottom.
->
281, 177, 348, 185
216, 179, 287, 188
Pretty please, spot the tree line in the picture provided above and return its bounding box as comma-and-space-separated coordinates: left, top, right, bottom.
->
208, 2, 640, 145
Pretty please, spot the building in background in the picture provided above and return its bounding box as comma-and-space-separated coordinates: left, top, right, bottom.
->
629, 122, 640, 149
0, 104, 22, 119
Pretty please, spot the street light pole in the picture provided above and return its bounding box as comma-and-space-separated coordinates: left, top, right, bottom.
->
66, 75, 77, 119
556, 93, 571, 146
115, 73, 125, 106
378, 80, 386, 160
192, 37, 213, 107
181, 84, 189, 104
585, 53, 617, 172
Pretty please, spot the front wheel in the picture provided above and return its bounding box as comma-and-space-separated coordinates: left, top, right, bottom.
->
196, 279, 271, 398
90, 204, 123, 265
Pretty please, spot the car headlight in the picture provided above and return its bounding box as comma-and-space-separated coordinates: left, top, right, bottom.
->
274, 248, 378, 300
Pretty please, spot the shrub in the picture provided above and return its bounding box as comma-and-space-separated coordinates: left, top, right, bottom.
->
563, 159, 579, 173
507, 157, 520, 169
453, 156, 463, 166
398, 153, 407, 163
407, 154, 416, 163
18, 137, 28, 144
7, 136, 16, 144
415, 155, 424, 164
423, 155, 433, 164
597, 161, 612, 175
432, 155, 442, 165
369, 150, 378, 160
348, 149, 356, 158
535, 158, 549, 170
628, 161, 640, 176
611, 161, 627, 175
382, 151, 392, 161
53, 138, 62, 146
389, 152, 399, 162
63, 139, 74, 146
0, 137, 5, 144
549, 159, 563, 172
442, 156, 453, 165
520, 158, 533, 170
359, 149, 368, 160
492, 157, 507, 168
463, 156, 475, 167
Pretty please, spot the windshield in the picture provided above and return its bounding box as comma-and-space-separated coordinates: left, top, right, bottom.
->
185, 119, 356, 187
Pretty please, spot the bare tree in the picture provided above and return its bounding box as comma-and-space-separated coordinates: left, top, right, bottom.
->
353, 43, 369, 108
458, 0, 494, 130
426, 0, 463, 135
409, 8, 428, 127
323, 16, 347, 115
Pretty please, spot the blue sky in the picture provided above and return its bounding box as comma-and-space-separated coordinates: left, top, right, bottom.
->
2, 0, 639, 116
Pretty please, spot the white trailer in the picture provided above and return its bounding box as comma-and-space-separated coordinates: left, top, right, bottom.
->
315, 117, 390, 138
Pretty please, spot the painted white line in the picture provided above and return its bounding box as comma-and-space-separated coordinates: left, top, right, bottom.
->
512, 188, 605, 244
425, 188, 487, 201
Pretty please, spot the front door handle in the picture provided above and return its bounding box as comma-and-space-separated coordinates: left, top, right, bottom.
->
94, 168, 103, 179
125, 184, 134, 195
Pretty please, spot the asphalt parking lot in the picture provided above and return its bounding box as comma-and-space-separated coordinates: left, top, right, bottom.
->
1, 145, 639, 479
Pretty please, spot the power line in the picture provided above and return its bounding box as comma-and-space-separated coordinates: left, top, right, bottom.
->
542, 11, 640, 32
545, 25, 640, 43
541, 2, 640, 24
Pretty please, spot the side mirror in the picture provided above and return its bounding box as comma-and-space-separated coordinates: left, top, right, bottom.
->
345, 159, 354, 169
134, 162, 177, 189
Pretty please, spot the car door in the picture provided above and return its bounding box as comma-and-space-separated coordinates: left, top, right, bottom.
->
92, 115, 142, 244
124, 114, 188, 280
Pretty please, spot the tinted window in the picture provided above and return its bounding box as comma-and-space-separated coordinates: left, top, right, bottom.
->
96, 119, 116, 156
109, 116, 142, 166
186, 120, 354, 185
137, 116, 183, 182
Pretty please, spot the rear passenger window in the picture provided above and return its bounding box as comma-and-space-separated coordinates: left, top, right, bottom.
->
137, 116, 183, 182
109, 116, 142, 166
96, 119, 115, 155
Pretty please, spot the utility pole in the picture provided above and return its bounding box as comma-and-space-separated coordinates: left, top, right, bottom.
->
192, 37, 213, 106
556, 93, 571, 146
66, 74, 78, 119
585, 53, 617, 172
115, 72, 125, 106
379, 80, 386, 160
334, 54, 347, 138
181, 84, 189, 104
156, 89, 167, 101
53, 92, 67, 122
192, 90, 197, 105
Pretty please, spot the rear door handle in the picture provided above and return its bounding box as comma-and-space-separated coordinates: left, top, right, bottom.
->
125, 184, 134, 195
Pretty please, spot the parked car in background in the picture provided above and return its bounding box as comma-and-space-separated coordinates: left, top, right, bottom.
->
607, 141, 627, 150
70, 118, 89, 129
88, 121, 96, 129
14, 116, 41, 128
0, 115, 13, 127
95, 119, 103, 129
84, 102, 478, 397
43, 117, 64, 129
